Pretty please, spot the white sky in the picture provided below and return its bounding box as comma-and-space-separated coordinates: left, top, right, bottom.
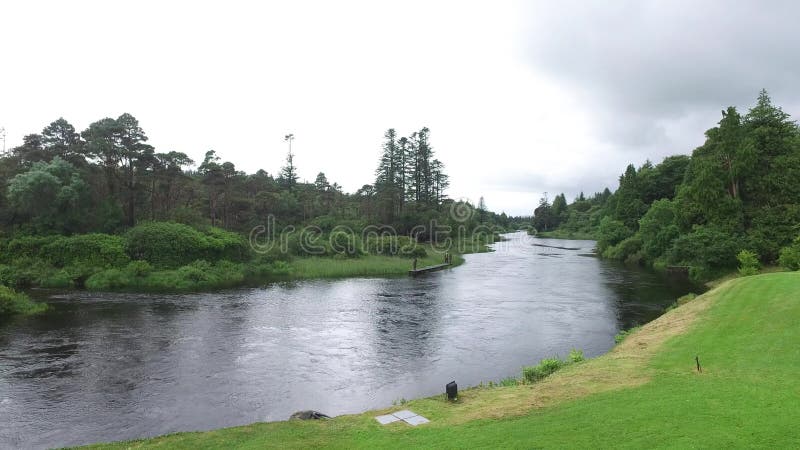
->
3, 1, 791, 216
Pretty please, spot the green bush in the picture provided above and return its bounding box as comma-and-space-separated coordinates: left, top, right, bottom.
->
39, 271, 75, 288
0, 285, 47, 317
498, 377, 518, 387
638, 199, 680, 260
364, 235, 427, 258
124, 222, 248, 268
778, 237, 800, 271
0, 257, 57, 288
284, 229, 330, 257
737, 250, 761, 276
597, 217, 633, 253
569, 349, 585, 363
85, 269, 132, 290
522, 357, 564, 383
4, 235, 53, 262
43, 233, 129, 268
668, 226, 744, 269
602, 235, 643, 261
125, 260, 153, 277
329, 231, 362, 258
86, 259, 251, 292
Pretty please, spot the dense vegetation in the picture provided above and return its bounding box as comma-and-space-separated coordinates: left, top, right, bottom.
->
88, 272, 800, 448
0, 119, 523, 296
0, 285, 47, 317
533, 91, 800, 280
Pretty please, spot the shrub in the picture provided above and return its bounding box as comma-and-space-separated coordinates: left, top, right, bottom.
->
364, 235, 427, 258
39, 271, 74, 288
5, 235, 53, 261
736, 250, 761, 276
0, 285, 47, 316
638, 199, 680, 259
0, 257, 57, 288
85, 269, 132, 290
43, 234, 129, 268
597, 217, 633, 253
569, 349, 585, 363
202, 226, 249, 261
499, 377, 518, 387
522, 357, 564, 383
778, 237, 800, 271
284, 229, 329, 257
668, 225, 744, 269
124, 222, 248, 268
329, 231, 362, 258
602, 235, 643, 261
125, 260, 153, 277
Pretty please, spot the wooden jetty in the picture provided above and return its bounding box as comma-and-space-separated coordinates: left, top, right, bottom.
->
408, 263, 451, 276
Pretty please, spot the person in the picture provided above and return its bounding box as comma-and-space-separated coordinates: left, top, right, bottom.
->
412, 257, 417, 271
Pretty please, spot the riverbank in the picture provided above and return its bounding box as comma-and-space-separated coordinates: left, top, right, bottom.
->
79, 246, 466, 292
85, 271, 800, 448
0, 221, 481, 293
0, 285, 47, 317
531, 229, 596, 240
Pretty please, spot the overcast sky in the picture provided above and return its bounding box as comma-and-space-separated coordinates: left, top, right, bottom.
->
2, 1, 799, 216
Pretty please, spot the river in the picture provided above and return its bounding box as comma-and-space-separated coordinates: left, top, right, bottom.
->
0, 231, 694, 448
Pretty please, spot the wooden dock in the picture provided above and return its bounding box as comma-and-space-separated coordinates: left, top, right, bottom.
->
408, 263, 451, 276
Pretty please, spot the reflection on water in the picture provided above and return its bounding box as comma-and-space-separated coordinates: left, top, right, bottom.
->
0, 232, 694, 449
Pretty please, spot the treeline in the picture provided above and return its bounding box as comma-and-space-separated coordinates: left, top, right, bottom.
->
534, 90, 800, 279
0, 117, 519, 238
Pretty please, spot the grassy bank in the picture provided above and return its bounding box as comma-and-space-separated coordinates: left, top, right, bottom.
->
0, 222, 481, 292
288, 252, 464, 279
0, 285, 47, 317
531, 229, 596, 240
88, 271, 800, 448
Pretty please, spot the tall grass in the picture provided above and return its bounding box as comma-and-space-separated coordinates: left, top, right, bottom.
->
0, 285, 47, 317
289, 250, 462, 279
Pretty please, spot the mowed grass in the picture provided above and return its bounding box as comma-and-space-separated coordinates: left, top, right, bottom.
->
85, 272, 800, 449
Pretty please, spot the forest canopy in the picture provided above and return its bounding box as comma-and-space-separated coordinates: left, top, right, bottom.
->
533, 90, 800, 280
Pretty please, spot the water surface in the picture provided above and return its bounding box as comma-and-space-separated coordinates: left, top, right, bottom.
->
0, 232, 694, 448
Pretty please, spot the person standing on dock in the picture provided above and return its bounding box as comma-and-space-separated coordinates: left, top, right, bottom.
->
413, 258, 417, 271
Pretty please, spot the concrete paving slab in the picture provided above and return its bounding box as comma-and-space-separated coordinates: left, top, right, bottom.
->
375, 414, 401, 425
391, 410, 417, 420
404, 415, 430, 426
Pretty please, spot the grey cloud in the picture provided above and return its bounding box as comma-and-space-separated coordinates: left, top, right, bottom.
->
522, 0, 800, 149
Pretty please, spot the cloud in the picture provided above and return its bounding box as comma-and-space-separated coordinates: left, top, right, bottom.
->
521, 0, 800, 150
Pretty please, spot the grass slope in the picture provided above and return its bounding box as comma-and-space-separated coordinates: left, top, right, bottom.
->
86, 272, 800, 449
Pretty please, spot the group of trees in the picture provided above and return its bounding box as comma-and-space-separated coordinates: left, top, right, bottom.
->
1, 118, 523, 241
534, 90, 800, 279
372, 128, 449, 223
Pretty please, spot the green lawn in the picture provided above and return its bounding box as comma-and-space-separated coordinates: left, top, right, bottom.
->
86, 272, 800, 449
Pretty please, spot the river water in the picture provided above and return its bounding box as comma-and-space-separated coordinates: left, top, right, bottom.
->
0, 232, 694, 448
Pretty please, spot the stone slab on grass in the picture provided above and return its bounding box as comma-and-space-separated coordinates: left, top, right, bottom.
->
404, 415, 430, 426
391, 410, 417, 420
375, 409, 430, 426
375, 414, 401, 425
